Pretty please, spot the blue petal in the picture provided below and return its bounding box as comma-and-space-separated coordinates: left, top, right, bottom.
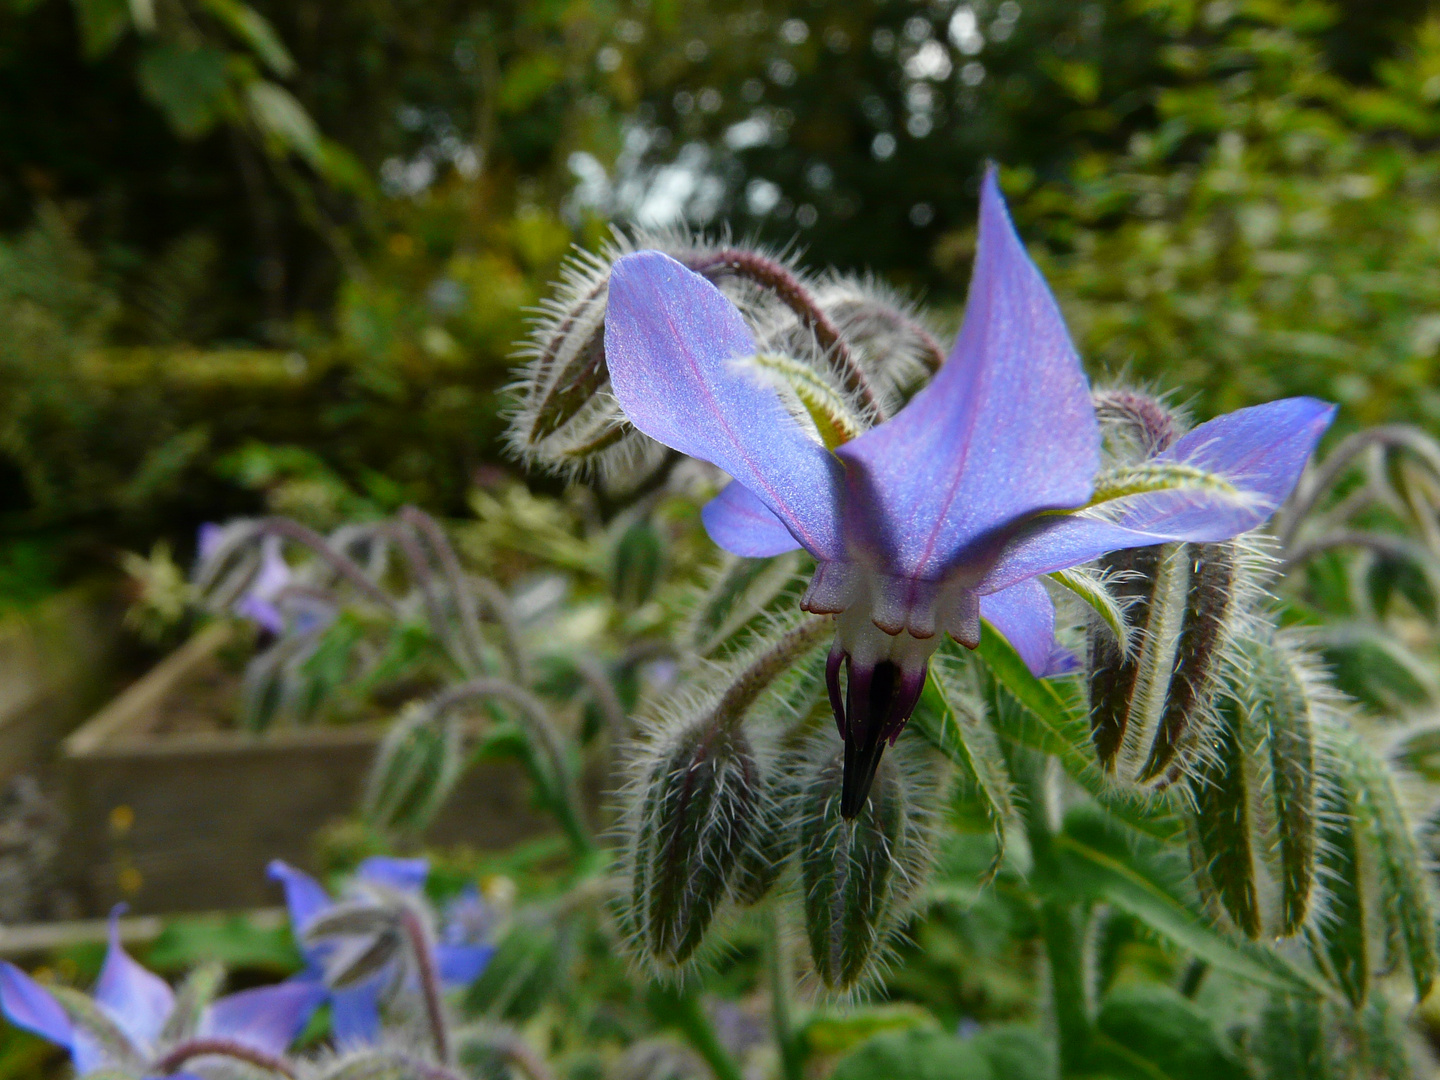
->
606, 250, 845, 560
267, 860, 332, 932
330, 981, 382, 1047
201, 981, 326, 1056
356, 856, 428, 894
0, 962, 76, 1055
196, 522, 224, 563
436, 944, 496, 986
701, 482, 804, 557
979, 579, 1077, 677
836, 167, 1098, 581
235, 596, 285, 634
94, 907, 173, 1056
983, 398, 1336, 591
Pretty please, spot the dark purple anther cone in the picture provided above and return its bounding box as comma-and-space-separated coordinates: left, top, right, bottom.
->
828, 650, 927, 818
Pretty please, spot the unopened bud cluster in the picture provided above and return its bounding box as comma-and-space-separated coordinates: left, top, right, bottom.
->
506, 229, 943, 485
618, 606, 943, 992
1084, 391, 1345, 944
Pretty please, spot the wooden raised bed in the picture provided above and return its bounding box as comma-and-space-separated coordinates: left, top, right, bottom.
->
0, 583, 124, 784
62, 623, 556, 915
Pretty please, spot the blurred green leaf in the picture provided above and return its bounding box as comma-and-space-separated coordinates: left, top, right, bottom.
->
245, 80, 324, 170
1094, 983, 1250, 1080
197, 0, 294, 76
137, 44, 229, 137
71, 0, 129, 58
830, 1028, 994, 1080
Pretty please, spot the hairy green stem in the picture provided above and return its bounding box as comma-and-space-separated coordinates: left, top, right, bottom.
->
1041, 901, 1092, 1077
257, 517, 398, 611
710, 617, 831, 733
432, 678, 593, 854
653, 984, 743, 1080
765, 907, 806, 1080
400, 505, 489, 676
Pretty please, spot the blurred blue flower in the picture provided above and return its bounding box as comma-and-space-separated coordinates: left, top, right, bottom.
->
0, 908, 322, 1076
268, 857, 495, 1046
198, 524, 291, 635
603, 165, 1335, 815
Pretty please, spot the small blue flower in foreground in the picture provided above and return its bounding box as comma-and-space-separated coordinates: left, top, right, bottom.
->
268, 857, 495, 1045
0, 908, 322, 1076
603, 165, 1335, 817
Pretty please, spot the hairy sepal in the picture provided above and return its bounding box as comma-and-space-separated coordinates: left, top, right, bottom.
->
797, 734, 942, 993
626, 719, 763, 970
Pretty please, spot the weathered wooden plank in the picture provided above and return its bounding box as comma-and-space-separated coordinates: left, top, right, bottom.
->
62, 623, 560, 914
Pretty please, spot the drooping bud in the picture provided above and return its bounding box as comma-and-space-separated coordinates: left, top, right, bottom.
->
1188, 692, 1261, 937
731, 749, 802, 906
611, 515, 665, 608
1138, 542, 1235, 783
1092, 387, 1180, 457
799, 747, 904, 991
1187, 632, 1321, 940
302, 900, 406, 989
1088, 544, 1165, 769
626, 719, 762, 968
1088, 540, 1239, 789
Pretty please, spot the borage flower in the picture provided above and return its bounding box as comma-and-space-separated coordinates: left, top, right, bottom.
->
198, 523, 292, 635
0, 909, 322, 1077
268, 857, 494, 1046
603, 167, 1334, 818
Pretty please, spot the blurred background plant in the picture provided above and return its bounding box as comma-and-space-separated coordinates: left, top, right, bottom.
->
6, 0, 1438, 593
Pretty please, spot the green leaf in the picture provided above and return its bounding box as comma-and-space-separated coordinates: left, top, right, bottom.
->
970, 631, 1177, 840
137, 44, 230, 138
245, 81, 325, 169
197, 0, 294, 76
968, 1025, 1055, 1080
830, 1028, 994, 1080
916, 659, 1012, 873
71, 0, 130, 57
1052, 823, 1330, 997
1336, 729, 1437, 1001
800, 1004, 938, 1057
1094, 982, 1250, 1080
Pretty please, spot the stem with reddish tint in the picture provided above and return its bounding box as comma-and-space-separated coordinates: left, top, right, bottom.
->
400, 906, 451, 1065
151, 1038, 297, 1078
683, 249, 885, 419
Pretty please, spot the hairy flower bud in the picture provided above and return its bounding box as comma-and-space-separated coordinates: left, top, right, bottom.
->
1089, 541, 1240, 789
1188, 632, 1323, 940
626, 719, 762, 968
730, 772, 796, 907
799, 747, 903, 991
507, 231, 884, 482
684, 553, 808, 660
